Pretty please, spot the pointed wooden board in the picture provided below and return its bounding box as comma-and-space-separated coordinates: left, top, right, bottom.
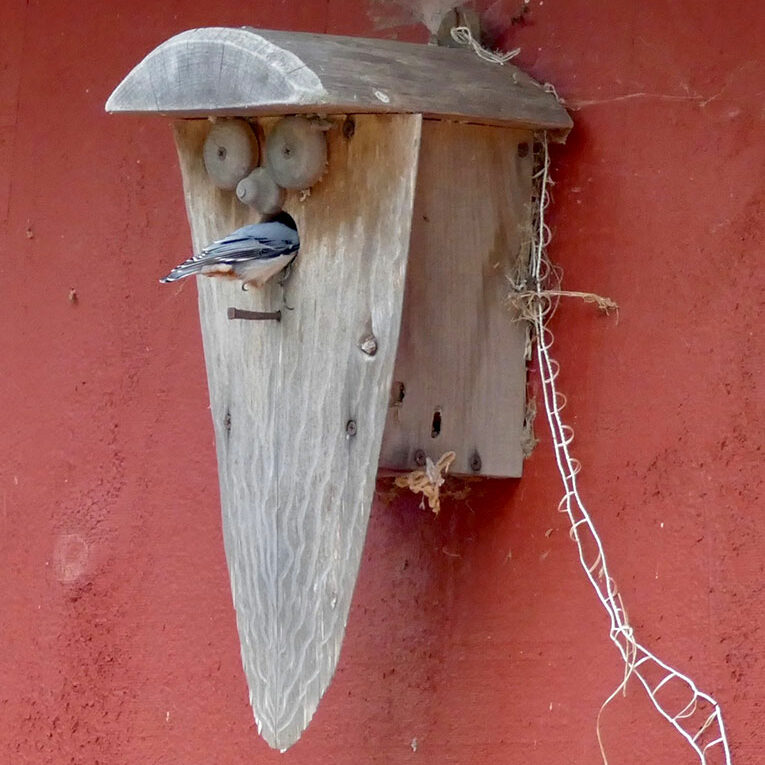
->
172, 114, 421, 750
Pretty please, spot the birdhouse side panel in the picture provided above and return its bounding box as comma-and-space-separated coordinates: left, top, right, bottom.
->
379, 120, 534, 477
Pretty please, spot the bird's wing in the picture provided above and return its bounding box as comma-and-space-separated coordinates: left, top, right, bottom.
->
196, 222, 299, 262
201, 238, 297, 262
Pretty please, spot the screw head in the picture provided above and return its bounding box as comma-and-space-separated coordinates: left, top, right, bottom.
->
346, 419, 357, 437
414, 449, 426, 467
470, 452, 482, 472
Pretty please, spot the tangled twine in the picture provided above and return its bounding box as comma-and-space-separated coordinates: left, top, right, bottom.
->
450, 25, 520, 65
507, 288, 619, 321
395, 451, 456, 515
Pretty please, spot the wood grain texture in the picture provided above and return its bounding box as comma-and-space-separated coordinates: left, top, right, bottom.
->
172, 114, 421, 750
379, 121, 534, 477
106, 26, 571, 135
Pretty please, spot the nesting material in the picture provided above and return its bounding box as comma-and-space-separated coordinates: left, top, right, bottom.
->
265, 116, 328, 190
507, 288, 618, 321
395, 451, 456, 515
203, 119, 260, 190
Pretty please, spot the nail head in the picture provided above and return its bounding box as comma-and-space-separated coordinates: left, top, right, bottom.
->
359, 333, 377, 356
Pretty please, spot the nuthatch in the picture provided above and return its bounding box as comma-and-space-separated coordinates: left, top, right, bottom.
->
160, 211, 299, 289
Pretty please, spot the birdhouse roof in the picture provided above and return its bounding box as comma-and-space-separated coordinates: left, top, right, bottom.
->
106, 27, 571, 136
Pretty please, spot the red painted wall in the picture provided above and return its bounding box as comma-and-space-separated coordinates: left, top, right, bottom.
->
1, 1, 762, 763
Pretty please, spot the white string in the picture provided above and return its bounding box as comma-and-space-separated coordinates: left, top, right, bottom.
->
527, 135, 732, 764
450, 25, 520, 64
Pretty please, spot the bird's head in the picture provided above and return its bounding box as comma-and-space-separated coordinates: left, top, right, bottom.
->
262, 210, 297, 231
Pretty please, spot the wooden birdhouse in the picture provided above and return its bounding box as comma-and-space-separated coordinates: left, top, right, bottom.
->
107, 26, 570, 751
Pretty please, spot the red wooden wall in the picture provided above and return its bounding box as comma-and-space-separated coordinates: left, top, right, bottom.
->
0, 1, 762, 763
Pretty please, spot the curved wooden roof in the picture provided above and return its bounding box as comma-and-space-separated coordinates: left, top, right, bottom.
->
106, 27, 571, 135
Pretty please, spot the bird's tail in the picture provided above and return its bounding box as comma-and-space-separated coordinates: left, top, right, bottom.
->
159, 258, 203, 283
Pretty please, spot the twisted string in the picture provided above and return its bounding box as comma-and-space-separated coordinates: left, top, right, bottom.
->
527, 134, 732, 764
450, 25, 520, 64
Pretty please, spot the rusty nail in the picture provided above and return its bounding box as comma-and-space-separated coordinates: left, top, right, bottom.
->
227, 307, 281, 322
342, 116, 355, 139
414, 449, 426, 467
346, 419, 357, 437
470, 451, 482, 473
359, 333, 377, 356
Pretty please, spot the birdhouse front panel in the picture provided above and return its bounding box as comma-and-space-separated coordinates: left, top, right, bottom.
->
172, 114, 422, 750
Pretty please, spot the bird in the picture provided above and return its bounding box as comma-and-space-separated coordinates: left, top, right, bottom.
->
160, 211, 299, 289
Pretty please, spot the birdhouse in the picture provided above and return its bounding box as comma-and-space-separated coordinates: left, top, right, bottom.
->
106, 26, 570, 751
